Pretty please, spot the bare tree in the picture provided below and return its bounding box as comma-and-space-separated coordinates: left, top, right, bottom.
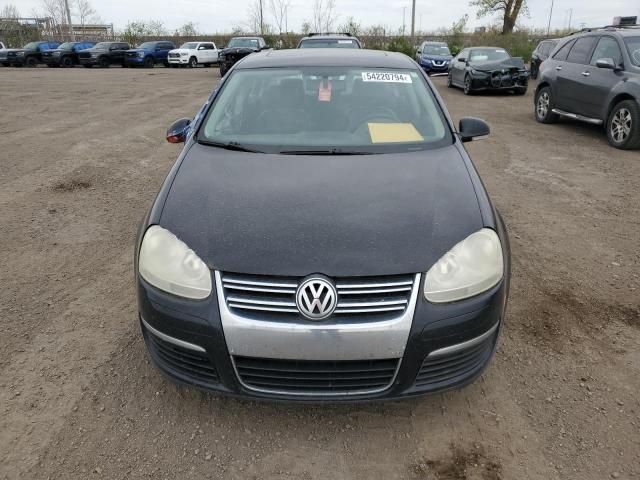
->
269, 0, 290, 35
74, 0, 95, 27
147, 20, 167, 36
176, 21, 198, 36
247, 0, 271, 34
310, 0, 337, 33
1, 4, 20, 18
38, 0, 68, 34
469, 0, 528, 34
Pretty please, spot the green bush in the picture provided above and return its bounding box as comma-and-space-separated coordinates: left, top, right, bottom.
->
385, 36, 415, 57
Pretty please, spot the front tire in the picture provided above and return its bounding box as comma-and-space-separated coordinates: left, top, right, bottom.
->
463, 74, 473, 95
530, 63, 538, 80
144, 56, 154, 68
534, 86, 559, 124
514, 87, 527, 96
607, 100, 640, 150
62, 56, 74, 67
25, 56, 38, 67
189, 56, 198, 68
219, 65, 227, 76
98, 57, 109, 68
447, 72, 453, 88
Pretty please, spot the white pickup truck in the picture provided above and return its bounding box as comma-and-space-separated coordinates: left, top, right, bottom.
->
167, 41, 219, 68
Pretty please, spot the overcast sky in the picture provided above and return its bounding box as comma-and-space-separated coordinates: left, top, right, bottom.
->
5, 0, 640, 34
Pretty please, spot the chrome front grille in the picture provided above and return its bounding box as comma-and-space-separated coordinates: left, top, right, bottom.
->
220, 272, 416, 320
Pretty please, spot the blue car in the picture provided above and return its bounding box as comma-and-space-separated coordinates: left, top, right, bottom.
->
125, 41, 176, 68
416, 41, 453, 75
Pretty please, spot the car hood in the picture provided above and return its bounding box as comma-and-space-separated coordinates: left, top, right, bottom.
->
127, 48, 147, 53
170, 48, 192, 53
158, 143, 484, 277
472, 57, 526, 72
422, 54, 453, 61
220, 47, 258, 56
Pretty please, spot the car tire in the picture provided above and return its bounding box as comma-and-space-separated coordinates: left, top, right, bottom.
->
83, 64, 92, 68
98, 57, 109, 68
534, 86, 559, 124
447, 72, 453, 88
144, 56, 154, 68
164, 62, 170, 68
606, 100, 640, 150
514, 87, 527, 96
530, 63, 538, 80
463, 75, 473, 95
189, 56, 198, 68
25, 56, 38, 67
219, 66, 226, 77
62, 56, 74, 67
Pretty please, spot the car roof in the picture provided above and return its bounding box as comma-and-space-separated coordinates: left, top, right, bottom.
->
236, 48, 416, 69
569, 26, 640, 38
300, 34, 358, 40
421, 41, 447, 45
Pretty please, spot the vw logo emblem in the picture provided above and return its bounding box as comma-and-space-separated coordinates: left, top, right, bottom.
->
296, 276, 337, 320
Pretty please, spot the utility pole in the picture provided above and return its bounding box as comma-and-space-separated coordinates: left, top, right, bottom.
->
63, 0, 75, 41
410, 0, 416, 40
259, 0, 264, 35
567, 8, 573, 30
402, 6, 406, 36
546, 0, 554, 36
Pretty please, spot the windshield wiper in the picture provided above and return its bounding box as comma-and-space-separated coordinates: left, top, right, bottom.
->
280, 148, 370, 155
199, 140, 264, 153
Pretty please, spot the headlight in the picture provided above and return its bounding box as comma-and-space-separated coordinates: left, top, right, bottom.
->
180, 52, 188, 56
138, 225, 212, 299
424, 229, 503, 303
17, 51, 25, 56
138, 51, 145, 57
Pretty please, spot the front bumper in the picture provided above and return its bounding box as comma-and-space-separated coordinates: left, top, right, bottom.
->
168, 56, 189, 64
41, 55, 62, 66
125, 56, 146, 66
470, 72, 529, 91
138, 270, 507, 402
78, 57, 99, 66
420, 62, 450, 73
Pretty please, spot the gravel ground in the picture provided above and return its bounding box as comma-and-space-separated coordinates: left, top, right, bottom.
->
0, 66, 639, 480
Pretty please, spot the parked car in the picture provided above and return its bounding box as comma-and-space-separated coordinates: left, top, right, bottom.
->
136, 49, 510, 401
0, 42, 8, 66
125, 41, 176, 68
297, 33, 362, 49
218, 36, 269, 76
448, 46, 528, 95
0, 41, 5, 50
167, 41, 219, 68
2, 41, 61, 67
78, 41, 130, 68
41, 41, 97, 67
416, 41, 453, 75
530, 39, 559, 79
535, 25, 640, 149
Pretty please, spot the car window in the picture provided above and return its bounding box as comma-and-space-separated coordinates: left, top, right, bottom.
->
181, 42, 198, 49
469, 48, 510, 63
299, 39, 359, 49
590, 36, 623, 66
623, 36, 640, 66
422, 44, 451, 55
541, 42, 553, 56
566, 36, 597, 64
228, 38, 260, 48
199, 67, 451, 154
553, 39, 575, 61
204, 43, 214, 50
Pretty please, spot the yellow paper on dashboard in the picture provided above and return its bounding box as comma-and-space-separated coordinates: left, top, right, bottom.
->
368, 123, 424, 143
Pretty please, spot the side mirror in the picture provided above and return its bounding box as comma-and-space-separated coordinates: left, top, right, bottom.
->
459, 117, 490, 142
417, 49, 422, 55
458, 57, 467, 63
166, 118, 191, 143
596, 58, 618, 70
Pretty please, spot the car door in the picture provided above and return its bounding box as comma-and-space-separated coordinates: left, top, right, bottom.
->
202, 43, 215, 63
451, 49, 468, 85
556, 36, 598, 115
580, 35, 625, 119
210, 43, 219, 63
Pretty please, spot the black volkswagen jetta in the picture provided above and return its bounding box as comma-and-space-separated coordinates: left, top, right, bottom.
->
136, 49, 510, 401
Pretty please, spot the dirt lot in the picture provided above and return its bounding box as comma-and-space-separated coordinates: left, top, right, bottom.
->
0, 66, 639, 480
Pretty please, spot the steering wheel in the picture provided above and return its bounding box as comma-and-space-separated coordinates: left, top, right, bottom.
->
349, 107, 400, 133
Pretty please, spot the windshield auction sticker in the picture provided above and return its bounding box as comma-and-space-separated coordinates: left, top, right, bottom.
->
361, 72, 412, 83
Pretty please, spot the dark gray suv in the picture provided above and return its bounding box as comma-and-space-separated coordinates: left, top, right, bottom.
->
534, 25, 640, 149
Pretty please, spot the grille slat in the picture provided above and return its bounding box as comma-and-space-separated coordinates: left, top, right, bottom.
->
414, 330, 496, 388
234, 356, 399, 394
221, 272, 415, 320
145, 329, 218, 384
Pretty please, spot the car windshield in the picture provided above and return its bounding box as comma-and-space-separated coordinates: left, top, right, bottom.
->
469, 48, 510, 63
58, 42, 74, 50
625, 36, 640, 66
138, 42, 156, 49
300, 39, 359, 48
228, 38, 259, 48
422, 45, 451, 55
180, 42, 198, 49
93, 42, 110, 49
199, 67, 451, 154
23, 42, 39, 50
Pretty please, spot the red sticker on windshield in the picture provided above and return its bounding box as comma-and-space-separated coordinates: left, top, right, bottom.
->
318, 80, 332, 102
